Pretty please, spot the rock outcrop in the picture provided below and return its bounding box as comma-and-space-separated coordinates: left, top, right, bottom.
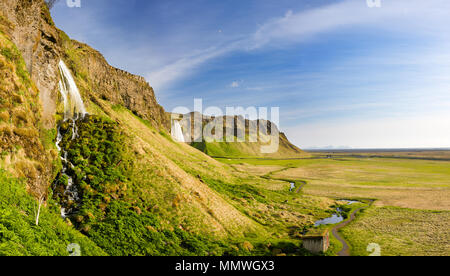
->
0, 0, 169, 130
0, 0, 61, 128
59, 35, 169, 130
176, 112, 307, 158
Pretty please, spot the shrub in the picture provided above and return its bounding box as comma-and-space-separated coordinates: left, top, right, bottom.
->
13, 127, 38, 138
0, 110, 9, 122
0, 169, 106, 256
52, 115, 236, 256
0, 124, 13, 136
0, 47, 16, 61
15, 160, 38, 180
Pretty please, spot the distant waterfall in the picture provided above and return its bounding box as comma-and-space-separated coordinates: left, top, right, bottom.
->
58, 60, 87, 120
171, 120, 185, 142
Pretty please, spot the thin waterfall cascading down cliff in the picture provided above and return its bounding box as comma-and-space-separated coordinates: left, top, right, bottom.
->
55, 60, 87, 218
58, 60, 87, 120
171, 120, 185, 142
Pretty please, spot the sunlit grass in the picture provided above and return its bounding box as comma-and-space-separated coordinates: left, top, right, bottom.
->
340, 207, 450, 256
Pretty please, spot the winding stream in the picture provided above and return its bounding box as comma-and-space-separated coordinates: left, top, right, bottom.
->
313, 200, 361, 227
314, 208, 345, 226
266, 169, 373, 256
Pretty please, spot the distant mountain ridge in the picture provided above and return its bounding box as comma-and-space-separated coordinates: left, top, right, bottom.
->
176, 112, 309, 158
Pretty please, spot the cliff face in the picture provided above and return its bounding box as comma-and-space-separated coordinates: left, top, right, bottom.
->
0, 0, 168, 130
0, 0, 61, 128
59, 35, 169, 130
0, 0, 61, 196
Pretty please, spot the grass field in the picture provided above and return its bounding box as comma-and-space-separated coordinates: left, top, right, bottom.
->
217, 151, 450, 256
221, 156, 450, 210
340, 207, 450, 256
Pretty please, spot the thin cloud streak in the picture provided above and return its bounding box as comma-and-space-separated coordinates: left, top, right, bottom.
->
145, 0, 450, 91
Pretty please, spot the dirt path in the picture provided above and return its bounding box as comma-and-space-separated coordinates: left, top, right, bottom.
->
332, 201, 374, 256
332, 207, 364, 256
263, 166, 371, 256
295, 181, 307, 193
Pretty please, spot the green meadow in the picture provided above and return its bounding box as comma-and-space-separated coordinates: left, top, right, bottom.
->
217, 152, 450, 256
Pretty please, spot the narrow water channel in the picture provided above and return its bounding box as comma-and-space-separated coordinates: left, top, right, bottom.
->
314, 200, 361, 227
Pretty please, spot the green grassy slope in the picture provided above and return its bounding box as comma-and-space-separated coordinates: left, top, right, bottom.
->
82, 100, 339, 254
0, 27, 105, 256
191, 132, 309, 159
0, 169, 106, 256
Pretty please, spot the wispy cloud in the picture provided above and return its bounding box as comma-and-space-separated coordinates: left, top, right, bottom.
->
146, 39, 245, 90
230, 80, 242, 88
145, 0, 450, 91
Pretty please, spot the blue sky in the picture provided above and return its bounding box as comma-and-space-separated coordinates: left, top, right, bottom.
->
51, 0, 450, 149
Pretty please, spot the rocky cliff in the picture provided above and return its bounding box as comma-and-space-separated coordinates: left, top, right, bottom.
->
0, 0, 168, 130
0, 0, 169, 195
0, 0, 61, 128
0, 0, 60, 197
58, 32, 169, 130
177, 112, 308, 158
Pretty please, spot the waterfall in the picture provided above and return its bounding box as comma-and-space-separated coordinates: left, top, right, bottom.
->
58, 60, 87, 120
55, 60, 86, 218
171, 120, 185, 142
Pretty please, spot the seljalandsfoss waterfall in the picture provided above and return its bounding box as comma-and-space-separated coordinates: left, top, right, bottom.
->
171, 120, 185, 143
55, 60, 87, 218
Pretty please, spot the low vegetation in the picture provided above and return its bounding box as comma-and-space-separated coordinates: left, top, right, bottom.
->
219, 153, 450, 255
0, 31, 56, 198
0, 169, 105, 256
52, 115, 229, 256
340, 207, 450, 256
223, 157, 450, 210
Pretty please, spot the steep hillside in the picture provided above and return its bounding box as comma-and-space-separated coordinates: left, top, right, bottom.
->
0, 19, 57, 199
0, 0, 62, 197
0, 15, 104, 256
0, 0, 169, 195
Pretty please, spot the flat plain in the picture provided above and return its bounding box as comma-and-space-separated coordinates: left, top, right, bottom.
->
218, 150, 450, 256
